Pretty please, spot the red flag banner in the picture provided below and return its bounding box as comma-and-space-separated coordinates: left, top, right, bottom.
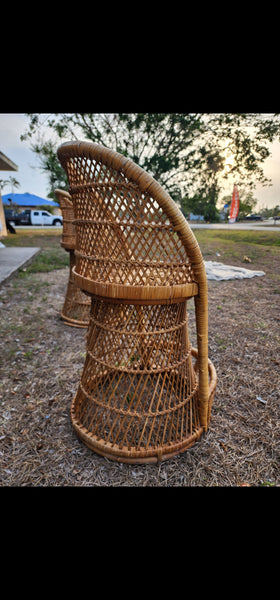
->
229, 184, 239, 223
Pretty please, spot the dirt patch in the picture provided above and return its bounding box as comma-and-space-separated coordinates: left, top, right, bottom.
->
1, 252, 280, 486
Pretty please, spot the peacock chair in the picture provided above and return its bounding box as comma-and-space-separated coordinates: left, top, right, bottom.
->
57, 141, 217, 463
55, 188, 91, 328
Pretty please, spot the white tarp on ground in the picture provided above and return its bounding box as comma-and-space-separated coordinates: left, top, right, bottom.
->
204, 261, 265, 281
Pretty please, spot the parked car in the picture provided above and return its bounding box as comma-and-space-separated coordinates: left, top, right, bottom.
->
244, 214, 263, 221
18, 209, 63, 226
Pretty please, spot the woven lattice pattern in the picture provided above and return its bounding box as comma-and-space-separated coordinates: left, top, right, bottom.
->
62, 154, 194, 293
57, 142, 217, 463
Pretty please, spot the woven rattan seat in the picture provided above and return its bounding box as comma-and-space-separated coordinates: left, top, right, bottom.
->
57, 141, 217, 463
55, 188, 90, 328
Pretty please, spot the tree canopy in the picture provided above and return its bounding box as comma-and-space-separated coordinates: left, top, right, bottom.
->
21, 113, 280, 220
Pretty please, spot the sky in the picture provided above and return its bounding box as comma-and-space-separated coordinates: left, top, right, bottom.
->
0, 114, 50, 199
1, 113, 280, 210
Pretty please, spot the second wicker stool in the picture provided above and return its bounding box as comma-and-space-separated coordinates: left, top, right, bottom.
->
55, 188, 91, 328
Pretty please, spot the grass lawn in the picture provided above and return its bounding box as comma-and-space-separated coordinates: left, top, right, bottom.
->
194, 228, 280, 247
2, 226, 279, 295
2, 226, 280, 277
194, 229, 280, 269
1, 226, 280, 486
3, 228, 69, 274
3, 228, 63, 248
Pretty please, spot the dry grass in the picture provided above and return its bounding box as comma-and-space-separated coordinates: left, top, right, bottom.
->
1, 232, 280, 486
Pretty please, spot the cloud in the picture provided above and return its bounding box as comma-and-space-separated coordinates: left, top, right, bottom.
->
0, 114, 29, 152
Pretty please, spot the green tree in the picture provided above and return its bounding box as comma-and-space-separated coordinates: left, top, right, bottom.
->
181, 188, 221, 222
21, 113, 280, 213
181, 149, 228, 221
259, 204, 280, 219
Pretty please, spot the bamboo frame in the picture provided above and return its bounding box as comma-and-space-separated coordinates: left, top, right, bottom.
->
57, 141, 217, 463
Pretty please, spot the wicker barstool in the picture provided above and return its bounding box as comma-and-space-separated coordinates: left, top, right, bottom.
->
55, 188, 91, 328
57, 141, 217, 463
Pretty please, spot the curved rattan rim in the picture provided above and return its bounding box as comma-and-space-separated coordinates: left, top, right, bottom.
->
60, 311, 89, 328
54, 188, 72, 205
72, 267, 198, 302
